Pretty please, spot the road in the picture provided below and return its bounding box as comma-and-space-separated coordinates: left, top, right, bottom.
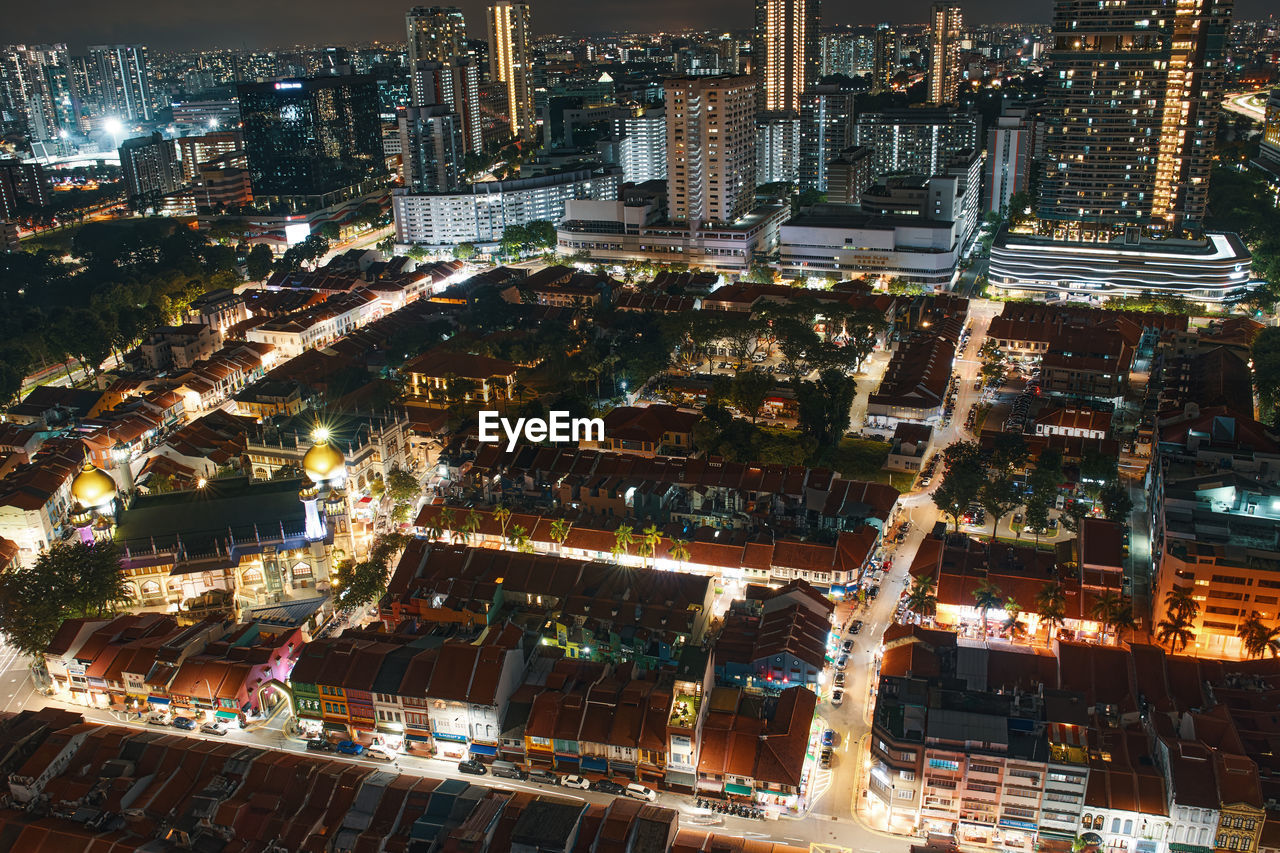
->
1223, 90, 1268, 122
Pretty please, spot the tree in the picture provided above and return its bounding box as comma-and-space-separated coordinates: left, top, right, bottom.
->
1237, 616, 1280, 659
318, 222, 341, 241
334, 533, 408, 609
507, 524, 532, 553
1024, 495, 1051, 546
932, 441, 985, 533
1002, 598, 1026, 640
246, 244, 274, 281
526, 220, 557, 250
1252, 327, 1280, 426
453, 242, 478, 261
1100, 481, 1133, 524
979, 340, 1006, 386
979, 472, 1021, 542
1165, 585, 1199, 623
384, 467, 420, 505
1090, 590, 1126, 640
463, 509, 482, 544
640, 525, 662, 567
493, 504, 511, 536
669, 538, 691, 569
612, 524, 635, 563
972, 579, 1004, 639
0, 541, 131, 657
1157, 612, 1196, 654
730, 369, 774, 424
1036, 581, 1068, 639
549, 518, 570, 552
905, 576, 937, 621
794, 367, 858, 462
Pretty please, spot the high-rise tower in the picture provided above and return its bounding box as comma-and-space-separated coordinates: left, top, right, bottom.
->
927, 2, 963, 105
665, 75, 757, 226
752, 0, 821, 112
486, 1, 534, 139
405, 6, 468, 102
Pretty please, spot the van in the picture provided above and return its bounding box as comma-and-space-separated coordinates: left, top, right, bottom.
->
625, 782, 656, 802
491, 760, 526, 780
528, 768, 557, 784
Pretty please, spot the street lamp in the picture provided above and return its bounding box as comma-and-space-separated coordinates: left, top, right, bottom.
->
103, 117, 123, 149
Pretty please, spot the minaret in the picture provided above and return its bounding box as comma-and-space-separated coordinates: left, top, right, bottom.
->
300, 428, 346, 590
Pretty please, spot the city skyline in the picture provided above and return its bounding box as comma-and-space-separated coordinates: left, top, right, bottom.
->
5, 0, 1272, 52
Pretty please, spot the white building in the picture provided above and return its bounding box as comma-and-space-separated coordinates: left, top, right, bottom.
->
756, 111, 801, 185
616, 108, 667, 184
393, 166, 621, 247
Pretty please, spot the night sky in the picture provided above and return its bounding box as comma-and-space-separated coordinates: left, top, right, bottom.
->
6, 0, 1273, 51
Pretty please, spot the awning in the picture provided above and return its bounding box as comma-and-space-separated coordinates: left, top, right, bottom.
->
724, 783, 753, 796
215, 710, 238, 720
469, 743, 497, 756
433, 732, 467, 743
323, 721, 348, 732
147, 696, 170, 706
406, 734, 433, 743
581, 757, 608, 773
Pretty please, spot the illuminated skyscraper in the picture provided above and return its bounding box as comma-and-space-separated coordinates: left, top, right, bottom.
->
872, 24, 897, 94
665, 75, 757, 226
87, 44, 152, 122
927, 1, 963, 105
1040, 0, 1233, 232
405, 6, 467, 101
752, 0, 820, 112
410, 57, 482, 154
486, 0, 534, 139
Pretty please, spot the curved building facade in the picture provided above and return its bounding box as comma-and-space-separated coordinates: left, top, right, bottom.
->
989, 228, 1254, 303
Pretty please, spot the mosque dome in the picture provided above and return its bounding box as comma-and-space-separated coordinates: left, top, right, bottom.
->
302, 439, 345, 483
70, 462, 117, 509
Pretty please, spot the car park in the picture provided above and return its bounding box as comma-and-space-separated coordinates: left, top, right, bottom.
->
171, 717, 196, 731
591, 779, 626, 795
561, 775, 590, 790
626, 783, 657, 802
336, 740, 364, 756
458, 759, 487, 775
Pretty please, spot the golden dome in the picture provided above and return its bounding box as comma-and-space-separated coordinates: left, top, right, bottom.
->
70, 462, 117, 509
302, 439, 345, 483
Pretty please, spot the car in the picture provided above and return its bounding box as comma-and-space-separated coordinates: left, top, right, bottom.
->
561, 774, 590, 790
841, 640, 854, 653
1013, 512, 1024, 525
199, 722, 227, 736
820, 747, 834, 769
869, 586, 880, 599
920, 477, 932, 487
821, 729, 836, 747
528, 768, 557, 784
591, 779, 626, 795
831, 689, 844, 706
335, 740, 364, 756
146, 712, 169, 726
626, 782, 657, 802
457, 759, 487, 775
171, 716, 196, 731
835, 672, 846, 687
1049, 517, 1059, 530
366, 745, 395, 762
849, 620, 863, 635
306, 738, 332, 752
836, 654, 849, 671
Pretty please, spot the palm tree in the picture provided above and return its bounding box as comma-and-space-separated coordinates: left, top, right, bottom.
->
493, 504, 511, 537
463, 509, 481, 545
1036, 581, 1068, 640
1002, 597, 1026, 640
438, 507, 455, 542
549, 518, 570, 553
1157, 613, 1196, 654
641, 525, 662, 568
508, 524, 533, 554
905, 576, 938, 622
1110, 599, 1137, 645
612, 524, 635, 564
424, 514, 444, 542
669, 538, 691, 570
1090, 590, 1124, 640
971, 579, 1004, 639
1237, 616, 1280, 659
1165, 585, 1199, 622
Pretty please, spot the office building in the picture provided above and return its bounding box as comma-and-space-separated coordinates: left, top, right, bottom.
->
927, 1, 963, 105
799, 84, 856, 193
170, 99, 240, 133
486, 1, 534, 139
984, 104, 1035, 213
392, 166, 621, 246
752, 0, 821, 112
0, 159, 48, 219
398, 105, 466, 192
756, 111, 800, 185
665, 75, 757, 225
854, 107, 979, 179
873, 24, 897, 93
1039, 0, 1233, 232
410, 58, 482, 154
825, 146, 874, 204
119, 132, 180, 210
405, 6, 468, 73
175, 131, 243, 183
615, 107, 667, 183
237, 75, 387, 213
87, 44, 152, 122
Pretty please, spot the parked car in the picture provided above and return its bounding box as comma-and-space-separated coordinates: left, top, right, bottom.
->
820, 747, 833, 769
592, 779, 626, 795
626, 783, 657, 802
200, 722, 227, 736
869, 586, 880, 599
366, 745, 395, 762
335, 740, 364, 756
491, 760, 526, 780
146, 712, 169, 726
306, 738, 332, 752
835, 673, 846, 687
841, 640, 854, 653
849, 620, 863, 635
458, 759, 487, 775
561, 774, 590, 790
831, 689, 844, 706
171, 717, 196, 731
528, 768, 557, 784
836, 654, 849, 671
821, 729, 836, 747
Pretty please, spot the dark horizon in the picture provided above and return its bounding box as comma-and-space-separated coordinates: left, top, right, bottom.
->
10, 0, 1271, 53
